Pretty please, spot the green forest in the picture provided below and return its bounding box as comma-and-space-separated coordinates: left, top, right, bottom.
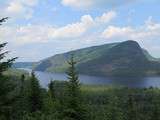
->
1, 18, 160, 120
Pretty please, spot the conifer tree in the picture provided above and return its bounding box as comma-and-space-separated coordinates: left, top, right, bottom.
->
19, 74, 27, 113
0, 17, 16, 74
28, 71, 43, 113
46, 80, 60, 118
0, 17, 17, 120
48, 80, 55, 100
66, 55, 80, 100
64, 55, 87, 120
13, 74, 27, 120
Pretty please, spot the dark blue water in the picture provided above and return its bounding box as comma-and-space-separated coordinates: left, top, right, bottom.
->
20, 69, 160, 88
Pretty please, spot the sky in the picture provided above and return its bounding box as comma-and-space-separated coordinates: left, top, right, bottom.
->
0, 0, 160, 62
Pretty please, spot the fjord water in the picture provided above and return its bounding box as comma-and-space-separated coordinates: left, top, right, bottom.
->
23, 69, 160, 88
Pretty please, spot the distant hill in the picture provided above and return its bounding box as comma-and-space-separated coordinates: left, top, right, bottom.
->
12, 62, 37, 69
32, 40, 160, 76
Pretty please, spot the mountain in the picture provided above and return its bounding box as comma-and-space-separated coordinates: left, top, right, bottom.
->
34, 40, 160, 76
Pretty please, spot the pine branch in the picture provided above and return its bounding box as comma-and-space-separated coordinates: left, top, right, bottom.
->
0, 17, 9, 25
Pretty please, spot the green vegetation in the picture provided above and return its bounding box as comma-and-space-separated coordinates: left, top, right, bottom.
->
34, 42, 117, 73
80, 85, 160, 120
1, 17, 160, 120
1, 45, 160, 120
34, 40, 160, 76
4, 68, 29, 77
63, 55, 87, 120
0, 17, 17, 119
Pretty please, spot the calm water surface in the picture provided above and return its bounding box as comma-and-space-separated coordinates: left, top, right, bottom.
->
21, 69, 160, 88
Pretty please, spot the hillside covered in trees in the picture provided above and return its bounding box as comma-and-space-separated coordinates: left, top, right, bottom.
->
33, 40, 160, 76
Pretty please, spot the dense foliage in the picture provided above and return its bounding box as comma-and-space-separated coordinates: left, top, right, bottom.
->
2, 75, 160, 120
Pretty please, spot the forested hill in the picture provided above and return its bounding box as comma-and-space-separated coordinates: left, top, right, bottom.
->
30, 40, 160, 76
13, 62, 37, 69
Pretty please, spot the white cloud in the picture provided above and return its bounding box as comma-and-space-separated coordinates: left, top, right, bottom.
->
49, 15, 95, 39
0, 15, 94, 45
102, 17, 160, 41
1, 0, 39, 20
6, 1, 24, 14
0, 11, 115, 45
95, 11, 116, 24
0, 25, 53, 45
102, 26, 134, 39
